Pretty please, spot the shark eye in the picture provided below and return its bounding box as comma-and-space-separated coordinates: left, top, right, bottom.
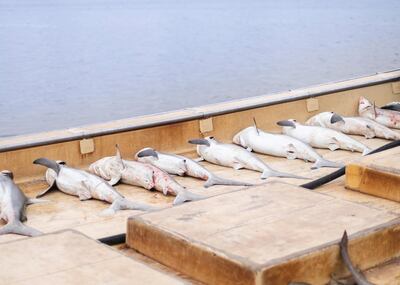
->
209, 136, 214, 139
293, 119, 297, 122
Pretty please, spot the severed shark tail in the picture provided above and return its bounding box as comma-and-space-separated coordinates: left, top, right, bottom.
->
173, 190, 205, 205
311, 158, 344, 169
204, 174, 253, 188
261, 169, 310, 180
0, 221, 42, 237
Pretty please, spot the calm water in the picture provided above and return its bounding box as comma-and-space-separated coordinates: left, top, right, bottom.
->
1, 0, 400, 136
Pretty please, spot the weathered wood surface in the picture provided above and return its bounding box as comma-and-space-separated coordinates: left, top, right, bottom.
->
0, 230, 185, 285
346, 146, 400, 202
119, 244, 204, 285
365, 257, 400, 285
126, 182, 400, 285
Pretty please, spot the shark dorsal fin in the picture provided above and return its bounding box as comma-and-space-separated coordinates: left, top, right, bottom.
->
252, 117, 260, 135
115, 144, 126, 170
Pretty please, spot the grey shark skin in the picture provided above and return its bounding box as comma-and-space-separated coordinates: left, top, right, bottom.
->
135, 147, 253, 188
340, 231, 375, 285
33, 158, 156, 215
0, 171, 44, 237
188, 137, 309, 180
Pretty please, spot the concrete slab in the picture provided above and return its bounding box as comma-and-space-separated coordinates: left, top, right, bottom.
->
0, 230, 185, 285
127, 182, 400, 285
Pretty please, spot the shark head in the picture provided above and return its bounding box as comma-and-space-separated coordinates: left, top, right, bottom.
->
232, 127, 255, 145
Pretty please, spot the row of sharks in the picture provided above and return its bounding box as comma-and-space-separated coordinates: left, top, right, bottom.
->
1, 97, 400, 238
0, 96, 398, 283
0, 97, 400, 284
0, 97, 400, 236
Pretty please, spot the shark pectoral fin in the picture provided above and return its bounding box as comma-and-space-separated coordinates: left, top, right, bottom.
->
364, 125, 375, 139
232, 162, 244, 170
328, 137, 340, 151
161, 186, 171, 196
285, 144, 297, 160
328, 143, 339, 151
78, 190, 92, 201
78, 181, 92, 201
36, 180, 57, 198
194, 157, 204, 162
107, 174, 121, 186
232, 156, 246, 170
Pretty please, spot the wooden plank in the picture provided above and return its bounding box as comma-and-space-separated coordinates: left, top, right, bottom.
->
346, 147, 400, 202
126, 182, 400, 285
119, 245, 204, 285
0, 230, 185, 285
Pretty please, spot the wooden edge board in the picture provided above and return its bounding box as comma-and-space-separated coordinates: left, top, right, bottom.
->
346, 164, 400, 202
260, 218, 400, 284
127, 216, 400, 285
1, 70, 399, 153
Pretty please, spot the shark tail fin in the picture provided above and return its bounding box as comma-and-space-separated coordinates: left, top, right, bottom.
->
261, 169, 310, 180
100, 198, 159, 216
26, 198, 49, 205
204, 175, 253, 188
173, 190, 205, 205
311, 158, 344, 169
35, 179, 57, 198
0, 221, 42, 237
362, 148, 372, 156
